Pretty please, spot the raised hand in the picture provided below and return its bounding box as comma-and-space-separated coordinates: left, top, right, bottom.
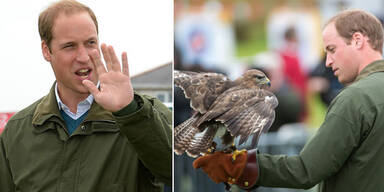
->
83, 43, 134, 112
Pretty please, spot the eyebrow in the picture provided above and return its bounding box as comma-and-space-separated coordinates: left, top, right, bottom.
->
59, 37, 98, 47
86, 37, 98, 42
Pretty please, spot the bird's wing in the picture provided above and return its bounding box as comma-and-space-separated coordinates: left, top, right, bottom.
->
174, 70, 231, 114
200, 88, 278, 146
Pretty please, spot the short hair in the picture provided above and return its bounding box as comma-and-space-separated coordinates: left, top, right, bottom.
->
38, 0, 98, 50
325, 9, 384, 53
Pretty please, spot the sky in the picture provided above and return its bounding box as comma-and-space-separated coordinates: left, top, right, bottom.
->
0, 0, 173, 112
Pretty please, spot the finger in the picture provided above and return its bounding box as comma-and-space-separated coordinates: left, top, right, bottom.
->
101, 43, 113, 71
90, 49, 107, 75
122, 52, 130, 76
82, 80, 100, 96
108, 45, 122, 72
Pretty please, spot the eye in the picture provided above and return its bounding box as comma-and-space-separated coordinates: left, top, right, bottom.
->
253, 74, 264, 79
86, 40, 98, 48
89, 40, 97, 45
62, 44, 74, 49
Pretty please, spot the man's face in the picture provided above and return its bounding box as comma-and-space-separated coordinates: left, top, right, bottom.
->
42, 11, 99, 98
322, 23, 359, 85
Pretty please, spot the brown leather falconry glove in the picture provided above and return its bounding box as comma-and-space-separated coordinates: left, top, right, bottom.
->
193, 149, 259, 189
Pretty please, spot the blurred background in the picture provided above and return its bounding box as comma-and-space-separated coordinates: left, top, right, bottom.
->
174, 0, 384, 191
0, 0, 173, 133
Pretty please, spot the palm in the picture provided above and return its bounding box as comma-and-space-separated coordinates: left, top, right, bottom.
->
83, 44, 134, 112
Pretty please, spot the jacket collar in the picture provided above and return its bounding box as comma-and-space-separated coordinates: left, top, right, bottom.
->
355, 60, 384, 82
32, 82, 116, 133
32, 83, 63, 127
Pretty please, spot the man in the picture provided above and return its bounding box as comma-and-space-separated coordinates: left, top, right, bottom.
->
0, 1, 172, 192
193, 9, 384, 192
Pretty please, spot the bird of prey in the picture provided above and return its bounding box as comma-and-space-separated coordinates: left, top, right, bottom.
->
174, 69, 278, 158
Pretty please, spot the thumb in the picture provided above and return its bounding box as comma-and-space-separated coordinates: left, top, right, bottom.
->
82, 80, 99, 96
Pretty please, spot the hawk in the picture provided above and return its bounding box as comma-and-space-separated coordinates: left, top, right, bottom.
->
174, 69, 278, 158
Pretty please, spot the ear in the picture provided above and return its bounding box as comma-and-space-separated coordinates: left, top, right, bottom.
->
351, 32, 364, 49
41, 40, 51, 62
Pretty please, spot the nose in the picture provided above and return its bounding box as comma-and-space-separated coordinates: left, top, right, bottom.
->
325, 54, 333, 68
76, 45, 90, 63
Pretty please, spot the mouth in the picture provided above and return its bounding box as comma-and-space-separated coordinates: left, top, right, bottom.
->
333, 68, 339, 76
75, 68, 92, 80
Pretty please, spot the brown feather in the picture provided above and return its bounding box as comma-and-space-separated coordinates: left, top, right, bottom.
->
174, 69, 278, 157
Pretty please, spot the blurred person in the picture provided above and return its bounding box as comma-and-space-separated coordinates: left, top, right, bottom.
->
309, 55, 344, 106
193, 9, 384, 192
251, 52, 303, 132
278, 26, 309, 121
267, 7, 323, 73
0, 1, 171, 192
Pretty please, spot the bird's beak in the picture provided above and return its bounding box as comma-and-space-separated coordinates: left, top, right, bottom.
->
261, 77, 271, 87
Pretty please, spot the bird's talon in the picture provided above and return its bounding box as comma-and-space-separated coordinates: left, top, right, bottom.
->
232, 149, 246, 161
227, 177, 236, 184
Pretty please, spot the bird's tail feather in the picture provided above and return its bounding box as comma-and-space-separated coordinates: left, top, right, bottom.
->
186, 123, 219, 157
174, 114, 200, 155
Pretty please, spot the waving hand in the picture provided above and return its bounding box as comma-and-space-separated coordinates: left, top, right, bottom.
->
82, 43, 134, 112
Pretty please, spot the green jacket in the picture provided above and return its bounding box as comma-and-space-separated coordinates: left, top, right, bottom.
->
0, 85, 172, 192
256, 60, 384, 192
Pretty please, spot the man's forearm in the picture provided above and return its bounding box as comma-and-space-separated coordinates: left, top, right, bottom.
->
115, 94, 172, 185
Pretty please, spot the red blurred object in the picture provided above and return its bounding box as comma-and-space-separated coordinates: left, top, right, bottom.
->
0, 112, 15, 134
